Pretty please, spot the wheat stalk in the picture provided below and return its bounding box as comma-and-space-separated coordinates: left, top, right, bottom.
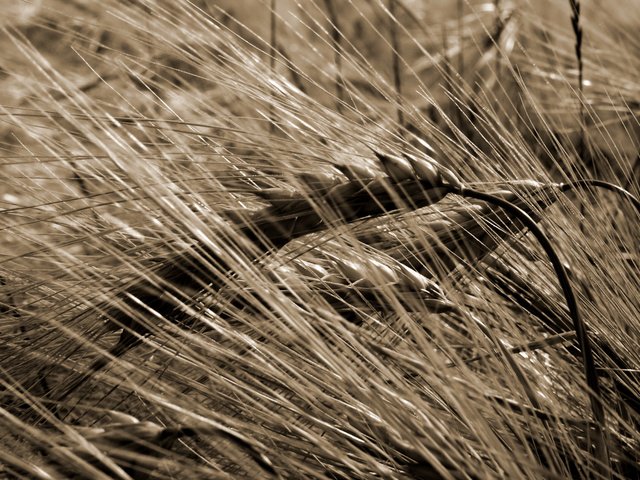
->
1, 1, 639, 478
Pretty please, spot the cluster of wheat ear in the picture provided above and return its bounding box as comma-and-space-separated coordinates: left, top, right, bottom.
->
1, 0, 639, 479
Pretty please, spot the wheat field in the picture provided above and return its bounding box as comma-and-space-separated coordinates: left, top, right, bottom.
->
0, 0, 639, 478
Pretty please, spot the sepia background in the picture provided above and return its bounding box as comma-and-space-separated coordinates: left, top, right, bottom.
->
1, 1, 639, 478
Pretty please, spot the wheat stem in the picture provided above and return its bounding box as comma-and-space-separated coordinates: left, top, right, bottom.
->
569, 0, 585, 171
269, 0, 278, 134
458, 187, 611, 476
560, 179, 640, 214
388, 0, 404, 131
323, 0, 345, 113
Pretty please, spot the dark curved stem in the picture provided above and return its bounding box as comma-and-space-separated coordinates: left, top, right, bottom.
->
456, 187, 610, 471
560, 179, 640, 215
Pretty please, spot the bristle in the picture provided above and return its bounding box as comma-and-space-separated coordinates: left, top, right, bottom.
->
1, 1, 639, 479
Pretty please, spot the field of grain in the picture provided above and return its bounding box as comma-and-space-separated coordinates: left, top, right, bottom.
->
1, 1, 639, 478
